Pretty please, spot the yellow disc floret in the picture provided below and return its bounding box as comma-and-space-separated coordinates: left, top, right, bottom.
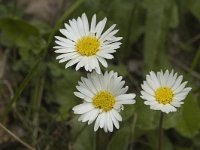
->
155, 87, 173, 104
76, 36, 100, 56
92, 91, 115, 112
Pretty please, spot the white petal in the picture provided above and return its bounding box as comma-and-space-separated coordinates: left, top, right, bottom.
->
77, 17, 85, 36
65, 56, 81, 68
163, 70, 170, 86
56, 52, 77, 59
76, 86, 94, 98
111, 109, 122, 121
55, 48, 75, 53
141, 81, 154, 95
96, 17, 107, 38
172, 75, 183, 91
116, 100, 135, 104
97, 52, 114, 59
94, 114, 101, 131
158, 71, 165, 86
173, 81, 188, 94
162, 104, 176, 113
146, 75, 157, 90
72, 103, 94, 114
100, 112, 106, 128
88, 109, 99, 125
90, 14, 96, 33
106, 112, 113, 132
55, 36, 75, 45
64, 23, 79, 40
58, 53, 79, 63
141, 91, 156, 101
149, 71, 160, 88
75, 57, 85, 70
74, 92, 85, 99
59, 29, 76, 41
82, 13, 89, 35
116, 94, 136, 101
96, 56, 108, 68
55, 40, 74, 48
99, 24, 116, 41
170, 101, 183, 107
78, 110, 94, 122
110, 111, 119, 129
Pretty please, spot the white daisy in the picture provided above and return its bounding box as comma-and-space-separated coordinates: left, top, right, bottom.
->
54, 13, 122, 74
140, 70, 192, 113
72, 71, 136, 132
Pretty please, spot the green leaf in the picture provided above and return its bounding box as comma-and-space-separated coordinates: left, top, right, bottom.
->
163, 109, 182, 129
174, 146, 193, 150
121, 105, 135, 121
46, 62, 82, 120
169, 2, 179, 28
73, 127, 94, 150
0, 17, 43, 49
175, 94, 200, 138
192, 134, 200, 147
71, 117, 94, 150
0, 4, 8, 17
144, 0, 172, 70
135, 99, 159, 130
186, 0, 200, 21
147, 130, 174, 150
107, 126, 130, 150
106, 64, 128, 76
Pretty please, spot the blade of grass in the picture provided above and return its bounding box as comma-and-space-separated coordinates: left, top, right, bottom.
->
32, 75, 45, 147
190, 48, 200, 70
122, 0, 138, 60
1, 58, 41, 121
0, 123, 36, 150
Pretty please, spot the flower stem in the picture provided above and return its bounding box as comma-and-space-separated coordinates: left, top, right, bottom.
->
95, 130, 100, 150
158, 112, 164, 150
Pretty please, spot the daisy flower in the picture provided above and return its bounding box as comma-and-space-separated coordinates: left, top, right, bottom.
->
54, 13, 122, 73
72, 71, 136, 132
140, 70, 192, 113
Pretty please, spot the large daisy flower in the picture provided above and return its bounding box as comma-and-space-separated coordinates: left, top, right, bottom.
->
140, 70, 192, 113
54, 13, 122, 74
72, 71, 136, 132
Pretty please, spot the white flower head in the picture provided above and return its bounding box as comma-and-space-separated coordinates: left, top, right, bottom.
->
72, 71, 136, 132
141, 70, 192, 113
54, 13, 122, 74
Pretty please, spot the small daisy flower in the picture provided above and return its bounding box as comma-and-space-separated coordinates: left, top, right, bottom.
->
140, 70, 192, 113
54, 13, 122, 73
72, 71, 136, 132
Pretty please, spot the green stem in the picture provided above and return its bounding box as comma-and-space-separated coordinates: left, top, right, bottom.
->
158, 112, 164, 150
96, 130, 100, 150
122, 0, 137, 60
129, 113, 137, 150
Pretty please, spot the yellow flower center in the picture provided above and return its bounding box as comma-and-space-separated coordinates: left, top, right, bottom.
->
76, 36, 100, 56
92, 91, 115, 112
155, 87, 173, 104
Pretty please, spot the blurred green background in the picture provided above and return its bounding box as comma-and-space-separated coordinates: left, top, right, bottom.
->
0, 0, 200, 149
